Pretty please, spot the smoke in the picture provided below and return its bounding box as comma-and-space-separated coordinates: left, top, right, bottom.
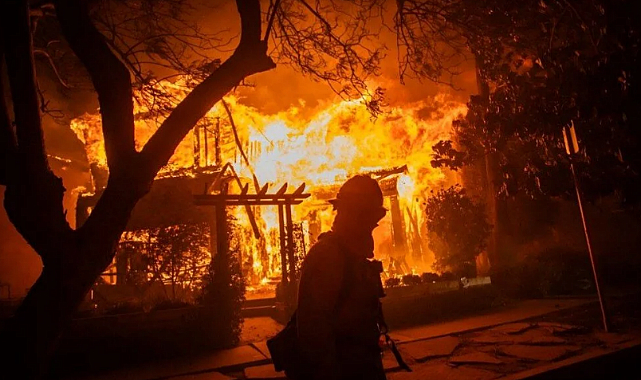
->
195, 0, 478, 115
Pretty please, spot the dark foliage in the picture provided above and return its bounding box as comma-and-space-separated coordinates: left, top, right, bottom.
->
495, 248, 595, 298
438, 272, 457, 282
383, 285, 500, 329
198, 214, 245, 348
102, 301, 144, 315
432, 0, 641, 206
401, 274, 422, 286
384, 277, 401, 288
150, 299, 192, 311
147, 222, 210, 297
430, 140, 468, 171
425, 186, 492, 276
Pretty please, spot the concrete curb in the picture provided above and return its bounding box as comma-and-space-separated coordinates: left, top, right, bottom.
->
394, 299, 598, 346
499, 338, 641, 380
159, 359, 274, 380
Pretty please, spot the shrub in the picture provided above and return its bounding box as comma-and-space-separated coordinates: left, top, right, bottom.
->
439, 272, 457, 281
197, 214, 245, 348
385, 277, 402, 288
151, 300, 192, 311
148, 222, 210, 298
495, 248, 594, 298
421, 272, 440, 283
425, 186, 491, 277
402, 274, 422, 286
102, 301, 144, 315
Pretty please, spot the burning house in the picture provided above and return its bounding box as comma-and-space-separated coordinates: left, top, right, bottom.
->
71, 77, 468, 304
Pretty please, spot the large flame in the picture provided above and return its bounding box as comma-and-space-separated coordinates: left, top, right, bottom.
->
71, 79, 201, 174
71, 77, 467, 292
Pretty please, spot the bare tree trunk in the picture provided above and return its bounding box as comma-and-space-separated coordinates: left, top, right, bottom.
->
3, 248, 96, 378
474, 53, 511, 275
0, 0, 274, 377
1, 172, 146, 376
473, 53, 498, 274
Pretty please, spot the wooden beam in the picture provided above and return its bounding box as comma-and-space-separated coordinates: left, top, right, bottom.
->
194, 193, 311, 201
208, 162, 232, 193
380, 177, 400, 197
258, 183, 270, 195
194, 199, 303, 207
276, 183, 288, 195
361, 165, 408, 180
208, 207, 218, 259
278, 204, 288, 286
215, 183, 229, 261
390, 195, 407, 253
285, 203, 296, 283
292, 183, 306, 195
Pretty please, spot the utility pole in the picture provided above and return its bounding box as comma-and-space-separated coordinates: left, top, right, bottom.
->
563, 121, 610, 332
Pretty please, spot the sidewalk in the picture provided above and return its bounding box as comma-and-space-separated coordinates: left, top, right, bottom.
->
66, 298, 600, 380
389, 298, 593, 342
386, 319, 640, 380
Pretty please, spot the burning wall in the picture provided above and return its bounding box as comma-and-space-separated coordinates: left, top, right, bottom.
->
70, 77, 467, 290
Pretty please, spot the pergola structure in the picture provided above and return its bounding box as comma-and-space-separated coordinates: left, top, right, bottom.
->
193, 164, 311, 299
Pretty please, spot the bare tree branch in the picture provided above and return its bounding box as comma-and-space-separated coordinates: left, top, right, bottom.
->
90, 0, 233, 103
264, 0, 283, 41
393, 0, 470, 85
1, 0, 49, 177
141, 0, 276, 174
33, 49, 70, 88
221, 98, 252, 173
54, 0, 136, 173
269, 0, 386, 113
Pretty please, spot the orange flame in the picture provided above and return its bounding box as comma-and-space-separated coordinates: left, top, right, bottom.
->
71, 77, 467, 290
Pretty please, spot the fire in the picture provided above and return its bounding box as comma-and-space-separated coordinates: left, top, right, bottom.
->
71, 79, 200, 175
71, 77, 467, 291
